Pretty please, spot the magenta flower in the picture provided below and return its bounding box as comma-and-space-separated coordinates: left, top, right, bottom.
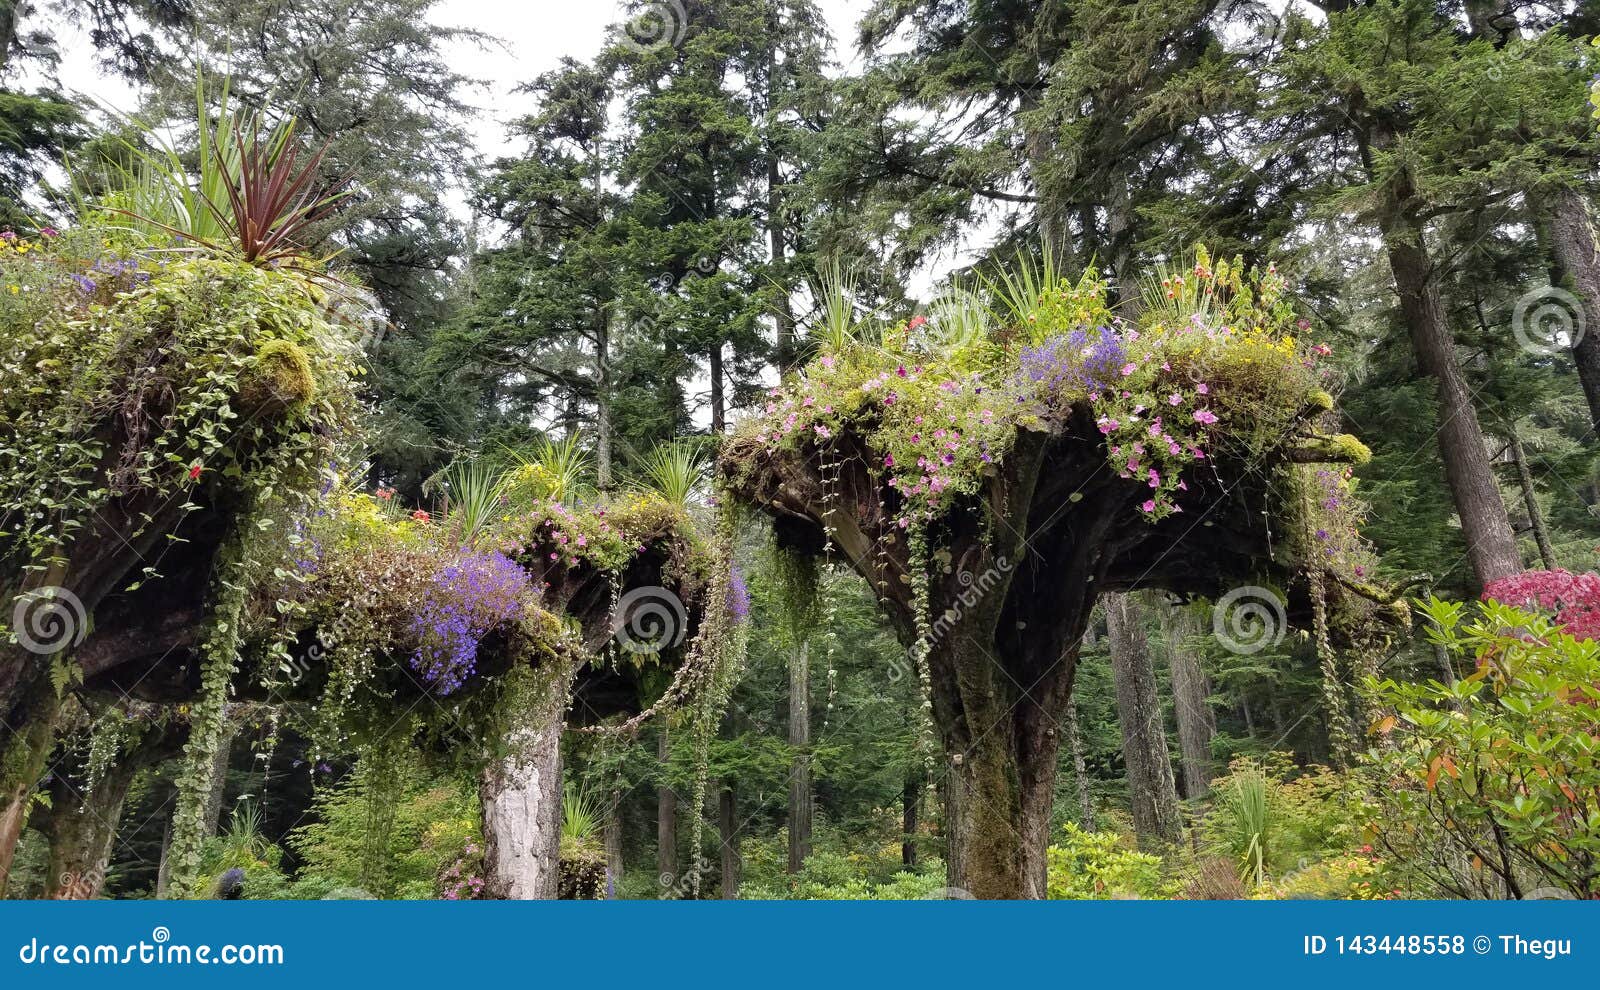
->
1193, 409, 1218, 425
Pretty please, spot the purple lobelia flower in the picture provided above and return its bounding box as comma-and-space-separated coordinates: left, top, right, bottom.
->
410, 550, 532, 694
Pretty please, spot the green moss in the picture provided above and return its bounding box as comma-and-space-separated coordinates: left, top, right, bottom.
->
237, 338, 316, 416
1306, 388, 1335, 412
1292, 433, 1371, 465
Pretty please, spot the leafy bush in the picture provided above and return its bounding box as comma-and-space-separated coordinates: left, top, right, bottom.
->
1366, 599, 1600, 899
1201, 753, 1366, 890
1046, 823, 1176, 899
289, 756, 480, 899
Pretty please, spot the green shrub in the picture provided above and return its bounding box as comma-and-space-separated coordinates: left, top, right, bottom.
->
1365, 599, 1600, 899
1046, 823, 1176, 899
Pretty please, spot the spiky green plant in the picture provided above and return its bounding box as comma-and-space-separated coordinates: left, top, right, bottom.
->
509, 435, 591, 504
561, 781, 603, 845
988, 243, 1063, 328
812, 260, 861, 352
71, 71, 347, 267
921, 278, 994, 361
635, 442, 707, 507
431, 459, 512, 547
1217, 768, 1271, 887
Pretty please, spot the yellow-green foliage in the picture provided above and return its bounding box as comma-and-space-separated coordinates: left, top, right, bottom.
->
290, 760, 481, 900
1046, 823, 1179, 899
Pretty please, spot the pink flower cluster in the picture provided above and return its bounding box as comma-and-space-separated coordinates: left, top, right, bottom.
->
1482, 569, 1600, 642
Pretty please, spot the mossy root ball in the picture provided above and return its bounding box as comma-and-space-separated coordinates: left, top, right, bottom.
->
237, 338, 316, 417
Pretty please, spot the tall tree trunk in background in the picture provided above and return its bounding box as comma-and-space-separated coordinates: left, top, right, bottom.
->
479, 673, 569, 900
589, 136, 613, 488
200, 721, 236, 838
709, 344, 725, 435
786, 642, 812, 873
603, 786, 623, 899
1368, 123, 1522, 589
595, 313, 612, 490
717, 784, 739, 899
1158, 603, 1215, 800
901, 777, 919, 866
656, 728, 677, 895
1540, 185, 1600, 434
1103, 593, 1183, 849
1507, 428, 1557, 570
1065, 693, 1095, 830
768, 150, 794, 372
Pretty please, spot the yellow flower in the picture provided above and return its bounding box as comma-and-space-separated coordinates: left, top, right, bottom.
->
7, 285, 16, 295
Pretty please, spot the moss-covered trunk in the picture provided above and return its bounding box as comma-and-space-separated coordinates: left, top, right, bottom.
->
44, 763, 137, 899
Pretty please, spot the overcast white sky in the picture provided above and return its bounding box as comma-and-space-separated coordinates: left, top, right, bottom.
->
55, 0, 873, 160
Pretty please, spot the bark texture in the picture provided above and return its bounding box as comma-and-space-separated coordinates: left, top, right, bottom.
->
786, 642, 812, 873
1159, 603, 1215, 800
1543, 184, 1600, 433
479, 672, 569, 900
1104, 593, 1183, 849
656, 727, 677, 895
44, 766, 136, 899
1368, 119, 1521, 589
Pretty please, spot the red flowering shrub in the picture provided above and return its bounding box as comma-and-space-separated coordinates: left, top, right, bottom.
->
1482, 569, 1600, 642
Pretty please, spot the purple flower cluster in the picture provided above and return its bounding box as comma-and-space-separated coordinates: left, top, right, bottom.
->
410, 550, 532, 694
726, 565, 751, 624
1017, 327, 1127, 399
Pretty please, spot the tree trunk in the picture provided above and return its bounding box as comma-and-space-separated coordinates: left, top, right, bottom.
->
1159, 603, 1215, 800
1103, 593, 1183, 849
709, 344, 725, 435
941, 753, 968, 890
479, 673, 568, 900
0, 680, 62, 894
717, 784, 739, 899
901, 776, 919, 867
656, 727, 677, 895
1065, 692, 1095, 830
1542, 184, 1600, 433
786, 642, 812, 873
603, 786, 623, 899
1507, 427, 1556, 570
1373, 132, 1521, 588
768, 153, 794, 373
45, 766, 137, 899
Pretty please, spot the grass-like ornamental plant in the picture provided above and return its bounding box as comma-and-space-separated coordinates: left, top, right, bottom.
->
72, 73, 349, 269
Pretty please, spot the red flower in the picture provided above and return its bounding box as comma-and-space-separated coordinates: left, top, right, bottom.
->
188, 463, 203, 481
907, 315, 927, 331
412, 510, 430, 522
375, 487, 393, 500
